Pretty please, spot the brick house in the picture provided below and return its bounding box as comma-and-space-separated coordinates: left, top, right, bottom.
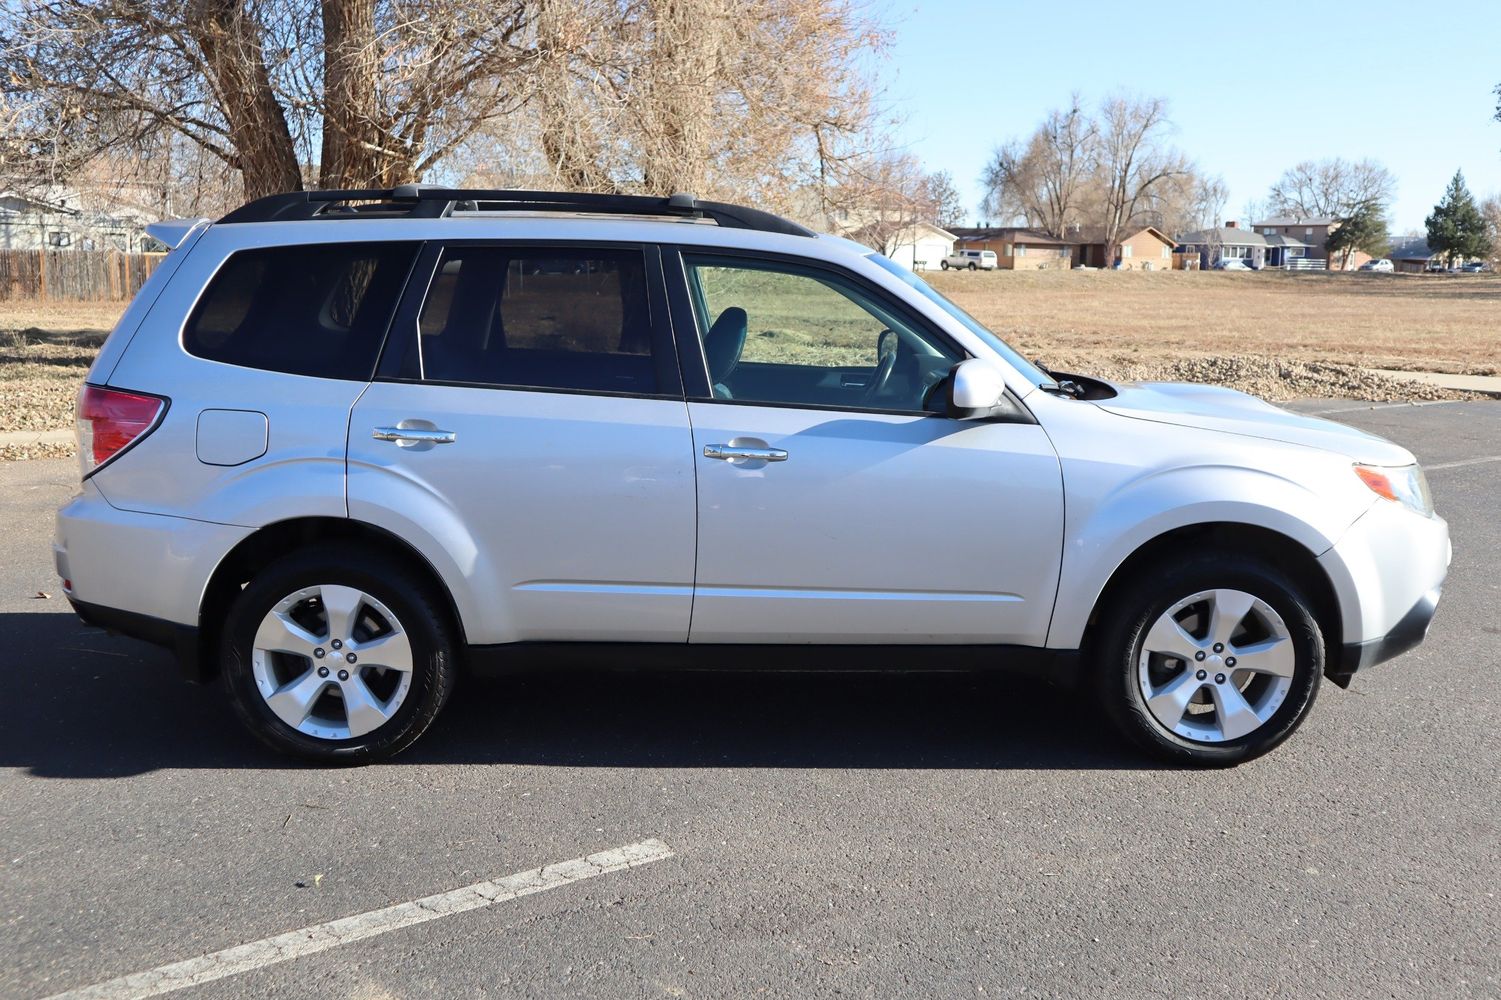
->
1066, 225, 1177, 270
1253, 216, 1372, 270
948, 227, 1076, 270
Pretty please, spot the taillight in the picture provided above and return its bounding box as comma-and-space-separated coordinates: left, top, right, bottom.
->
76, 384, 166, 478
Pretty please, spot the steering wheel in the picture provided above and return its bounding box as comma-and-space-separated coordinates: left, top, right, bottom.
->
862, 329, 899, 404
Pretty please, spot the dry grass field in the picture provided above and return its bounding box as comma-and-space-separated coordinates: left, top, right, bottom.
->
930, 268, 1501, 375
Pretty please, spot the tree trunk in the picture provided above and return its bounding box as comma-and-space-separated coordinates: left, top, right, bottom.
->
320, 0, 392, 189
186, 0, 303, 199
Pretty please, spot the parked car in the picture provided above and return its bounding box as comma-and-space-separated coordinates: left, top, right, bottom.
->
1459, 262, 1489, 273
1214, 258, 1251, 271
57, 188, 1449, 766
941, 249, 998, 271
1359, 259, 1394, 273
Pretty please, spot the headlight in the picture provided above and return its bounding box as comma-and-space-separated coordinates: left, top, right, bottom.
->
1354, 463, 1434, 516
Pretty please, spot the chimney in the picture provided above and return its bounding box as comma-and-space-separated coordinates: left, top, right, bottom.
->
1225, 220, 1237, 229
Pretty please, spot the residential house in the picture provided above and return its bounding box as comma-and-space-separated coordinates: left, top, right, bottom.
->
0, 187, 155, 252
1388, 237, 1445, 273
1065, 225, 1176, 270
0, 191, 82, 250
1252, 216, 1371, 270
1176, 221, 1267, 269
1261, 233, 1311, 268
948, 227, 1076, 270
878, 221, 957, 272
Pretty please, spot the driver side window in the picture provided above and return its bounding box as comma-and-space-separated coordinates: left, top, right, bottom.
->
683, 255, 960, 412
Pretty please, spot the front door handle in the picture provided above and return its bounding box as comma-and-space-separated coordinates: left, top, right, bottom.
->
373, 426, 457, 445
704, 443, 787, 463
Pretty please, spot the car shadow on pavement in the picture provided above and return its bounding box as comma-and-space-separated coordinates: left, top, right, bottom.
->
1, 611, 1160, 777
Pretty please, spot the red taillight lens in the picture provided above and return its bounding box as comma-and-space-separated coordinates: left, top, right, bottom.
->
76, 384, 165, 477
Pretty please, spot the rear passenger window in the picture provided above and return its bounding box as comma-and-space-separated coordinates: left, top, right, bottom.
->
416, 247, 656, 393
184, 242, 417, 380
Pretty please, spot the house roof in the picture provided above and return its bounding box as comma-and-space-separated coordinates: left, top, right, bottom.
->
954, 226, 1076, 246
1064, 224, 1175, 246
1177, 226, 1268, 247
1388, 238, 1436, 261
0, 191, 81, 216
1254, 216, 1337, 228
1262, 233, 1309, 248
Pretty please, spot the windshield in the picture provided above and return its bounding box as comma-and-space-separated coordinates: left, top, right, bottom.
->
864, 253, 1054, 387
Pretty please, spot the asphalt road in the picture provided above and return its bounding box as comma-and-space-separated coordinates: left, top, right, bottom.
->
2, 399, 1498, 1000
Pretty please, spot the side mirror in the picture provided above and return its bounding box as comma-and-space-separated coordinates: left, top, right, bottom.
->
947, 358, 1007, 418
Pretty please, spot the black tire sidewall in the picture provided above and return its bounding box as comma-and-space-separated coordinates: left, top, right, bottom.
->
1098, 555, 1323, 766
220, 547, 454, 763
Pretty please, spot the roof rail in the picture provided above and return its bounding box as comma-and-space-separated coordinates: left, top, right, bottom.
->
216, 186, 815, 238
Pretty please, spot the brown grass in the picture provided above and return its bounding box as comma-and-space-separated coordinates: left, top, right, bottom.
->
928, 269, 1501, 376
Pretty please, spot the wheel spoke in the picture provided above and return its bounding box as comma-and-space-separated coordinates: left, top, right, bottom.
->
1211, 682, 1264, 741
341, 676, 393, 738
1232, 636, 1296, 678
318, 585, 366, 645
1146, 669, 1203, 729
351, 630, 413, 673
253, 611, 321, 659
266, 669, 331, 729
1208, 589, 1256, 648
1142, 614, 1202, 661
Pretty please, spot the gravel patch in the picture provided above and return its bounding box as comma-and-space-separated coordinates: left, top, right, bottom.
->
1037, 353, 1476, 403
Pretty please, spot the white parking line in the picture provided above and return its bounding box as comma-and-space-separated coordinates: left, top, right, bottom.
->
41, 838, 673, 1000
1426, 455, 1501, 471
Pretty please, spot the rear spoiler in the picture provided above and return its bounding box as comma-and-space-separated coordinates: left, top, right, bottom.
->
145, 218, 211, 251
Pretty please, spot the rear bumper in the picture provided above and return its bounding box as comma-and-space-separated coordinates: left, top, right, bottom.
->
1331, 587, 1441, 687
67, 597, 206, 682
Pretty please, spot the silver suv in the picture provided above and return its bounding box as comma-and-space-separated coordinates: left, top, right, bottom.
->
56, 187, 1450, 765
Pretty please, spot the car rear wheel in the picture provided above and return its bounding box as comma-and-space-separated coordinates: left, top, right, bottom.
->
940, 260, 949, 270
967, 262, 977, 270
1096, 552, 1322, 766
221, 545, 456, 763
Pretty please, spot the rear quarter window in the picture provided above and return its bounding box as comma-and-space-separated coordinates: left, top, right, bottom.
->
184, 242, 418, 380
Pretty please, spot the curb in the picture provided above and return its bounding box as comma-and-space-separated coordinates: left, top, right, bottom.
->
0, 429, 73, 447
1368, 369, 1501, 398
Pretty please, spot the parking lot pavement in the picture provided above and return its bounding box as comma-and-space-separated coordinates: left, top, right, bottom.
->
3, 399, 1499, 1000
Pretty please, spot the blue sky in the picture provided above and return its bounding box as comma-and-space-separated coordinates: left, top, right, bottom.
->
873, 3, 1501, 232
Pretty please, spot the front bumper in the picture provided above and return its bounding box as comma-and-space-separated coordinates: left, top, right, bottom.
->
1317, 497, 1450, 688
1331, 587, 1441, 687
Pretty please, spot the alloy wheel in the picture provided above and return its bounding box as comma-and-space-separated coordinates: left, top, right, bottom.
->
1136, 588, 1296, 744
250, 584, 415, 740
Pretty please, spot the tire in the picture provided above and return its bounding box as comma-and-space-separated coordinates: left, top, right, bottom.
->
940, 260, 950, 270
1094, 551, 1322, 766
220, 544, 457, 763
967, 262, 977, 270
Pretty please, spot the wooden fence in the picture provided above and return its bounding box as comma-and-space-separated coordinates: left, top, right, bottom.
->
0, 250, 167, 302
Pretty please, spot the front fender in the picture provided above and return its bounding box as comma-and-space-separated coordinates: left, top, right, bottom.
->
1045, 462, 1371, 649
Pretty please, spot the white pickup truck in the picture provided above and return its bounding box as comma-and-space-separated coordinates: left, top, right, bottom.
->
941, 249, 998, 271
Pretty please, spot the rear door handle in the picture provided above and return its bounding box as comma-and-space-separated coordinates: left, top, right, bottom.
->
703, 443, 787, 462
373, 426, 457, 445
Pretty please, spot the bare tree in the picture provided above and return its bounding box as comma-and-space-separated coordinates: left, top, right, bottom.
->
1, 1, 544, 200
924, 170, 967, 230
1268, 157, 1397, 219
1093, 95, 1190, 265
522, 0, 886, 215
981, 95, 1095, 235
832, 152, 936, 257
1482, 193, 1501, 267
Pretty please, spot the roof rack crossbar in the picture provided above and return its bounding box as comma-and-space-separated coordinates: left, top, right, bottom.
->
216, 187, 815, 237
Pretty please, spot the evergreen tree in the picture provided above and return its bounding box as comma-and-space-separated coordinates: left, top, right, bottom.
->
1326, 200, 1390, 269
1426, 170, 1494, 266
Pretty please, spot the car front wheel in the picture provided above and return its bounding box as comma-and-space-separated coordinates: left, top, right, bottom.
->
220, 545, 456, 763
1096, 553, 1323, 766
